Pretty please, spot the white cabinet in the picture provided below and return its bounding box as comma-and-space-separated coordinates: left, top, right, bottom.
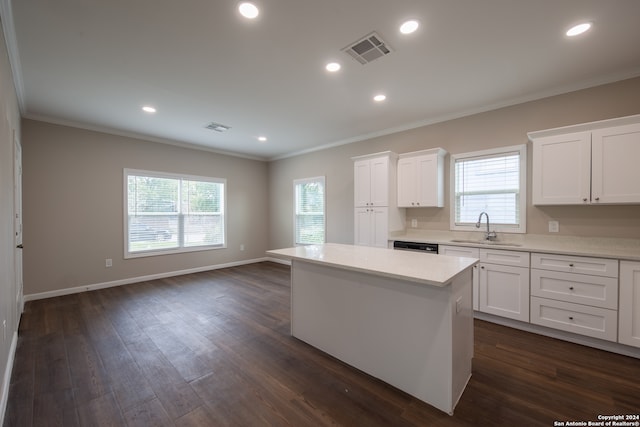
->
397, 148, 447, 208
530, 115, 640, 205
354, 206, 389, 248
619, 261, 640, 348
352, 152, 404, 247
440, 245, 480, 310
478, 249, 530, 322
530, 253, 619, 342
591, 123, 640, 204
354, 155, 390, 207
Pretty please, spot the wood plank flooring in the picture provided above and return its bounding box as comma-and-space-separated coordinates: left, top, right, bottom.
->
4, 262, 639, 426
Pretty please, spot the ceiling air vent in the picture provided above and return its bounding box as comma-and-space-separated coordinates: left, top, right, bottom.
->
342, 32, 392, 65
205, 122, 231, 132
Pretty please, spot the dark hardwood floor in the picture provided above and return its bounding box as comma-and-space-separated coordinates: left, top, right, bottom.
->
4, 262, 639, 426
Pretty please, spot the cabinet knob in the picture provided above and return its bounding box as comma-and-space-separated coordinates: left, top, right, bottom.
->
568, 316, 574, 321
481, 266, 485, 269
569, 263, 574, 267
411, 202, 415, 205
595, 197, 600, 201
569, 286, 574, 291
583, 198, 588, 202
416, 202, 420, 206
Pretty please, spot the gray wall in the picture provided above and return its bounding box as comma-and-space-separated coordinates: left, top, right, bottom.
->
22, 120, 269, 296
0, 17, 22, 418
268, 77, 640, 250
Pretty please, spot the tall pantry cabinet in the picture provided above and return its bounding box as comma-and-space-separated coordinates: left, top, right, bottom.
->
352, 151, 404, 247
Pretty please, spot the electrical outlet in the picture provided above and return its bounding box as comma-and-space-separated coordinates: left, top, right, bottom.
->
411, 219, 418, 228
240, 244, 245, 251
105, 258, 112, 267
548, 220, 559, 233
455, 297, 463, 314
2, 320, 6, 343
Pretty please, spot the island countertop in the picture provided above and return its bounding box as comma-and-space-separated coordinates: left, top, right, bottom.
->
266, 243, 478, 287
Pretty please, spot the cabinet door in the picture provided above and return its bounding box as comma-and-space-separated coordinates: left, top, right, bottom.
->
592, 123, 640, 204
370, 207, 389, 248
354, 207, 371, 246
354, 160, 371, 207
369, 156, 389, 206
479, 263, 529, 321
397, 157, 417, 207
531, 132, 591, 205
416, 154, 442, 207
440, 245, 480, 310
619, 261, 640, 348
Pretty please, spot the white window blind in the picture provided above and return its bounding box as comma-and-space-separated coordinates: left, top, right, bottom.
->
451, 145, 526, 232
125, 169, 225, 257
294, 177, 325, 245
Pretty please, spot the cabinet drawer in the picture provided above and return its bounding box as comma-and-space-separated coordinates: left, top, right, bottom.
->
480, 249, 529, 268
531, 253, 618, 278
530, 297, 617, 342
531, 269, 618, 310
439, 245, 479, 258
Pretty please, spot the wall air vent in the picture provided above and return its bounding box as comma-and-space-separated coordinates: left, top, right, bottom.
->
205, 122, 231, 132
342, 32, 392, 65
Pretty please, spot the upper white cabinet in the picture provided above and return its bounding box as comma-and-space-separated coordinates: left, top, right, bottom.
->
354, 154, 391, 207
397, 148, 447, 208
529, 115, 640, 205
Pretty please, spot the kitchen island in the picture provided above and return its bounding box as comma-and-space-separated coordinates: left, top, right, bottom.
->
266, 243, 478, 415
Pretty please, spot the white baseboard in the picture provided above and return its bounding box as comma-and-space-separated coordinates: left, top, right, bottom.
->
24, 257, 274, 302
1, 331, 18, 425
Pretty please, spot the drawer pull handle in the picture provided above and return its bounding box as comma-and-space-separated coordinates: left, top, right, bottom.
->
568, 316, 574, 320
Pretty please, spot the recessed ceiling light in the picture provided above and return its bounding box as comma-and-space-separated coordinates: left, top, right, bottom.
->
566, 22, 592, 37
142, 106, 156, 113
373, 94, 386, 102
258, 136, 267, 142
238, 2, 259, 19
400, 20, 419, 35
326, 62, 341, 72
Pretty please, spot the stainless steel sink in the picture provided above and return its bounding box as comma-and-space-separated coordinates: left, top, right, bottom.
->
449, 239, 523, 247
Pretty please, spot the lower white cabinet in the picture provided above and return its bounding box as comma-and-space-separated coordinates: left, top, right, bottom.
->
478, 250, 530, 322
530, 252, 619, 342
531, 297, 618, 341
354, 207, 389, 248
619, 261, 640, 348
440, 245, 480, 310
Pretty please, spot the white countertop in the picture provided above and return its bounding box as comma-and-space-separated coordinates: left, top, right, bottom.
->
389, 230, 640, 261
267, 243, 477, 287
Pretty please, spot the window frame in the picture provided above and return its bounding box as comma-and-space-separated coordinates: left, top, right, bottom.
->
124, 168, 227, 259
449, 144, 527, 234
293, 176, 326, 246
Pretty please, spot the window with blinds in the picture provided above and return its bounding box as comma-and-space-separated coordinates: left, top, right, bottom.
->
294, 177, 325, 245
125, 169, 226, 257
450, 145, 526, 233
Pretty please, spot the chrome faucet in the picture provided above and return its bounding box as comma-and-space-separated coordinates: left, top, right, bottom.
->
476, 212, 497, 241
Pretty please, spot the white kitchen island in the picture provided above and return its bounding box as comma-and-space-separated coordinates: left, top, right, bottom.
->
266, 243, 478, 415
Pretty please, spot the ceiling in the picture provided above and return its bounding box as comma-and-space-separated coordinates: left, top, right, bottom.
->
3, 0, 640, 160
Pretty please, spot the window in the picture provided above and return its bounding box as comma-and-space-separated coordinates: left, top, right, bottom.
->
294, 176, 325, 245
125, 169, 225, 257
450, 145, 526, 233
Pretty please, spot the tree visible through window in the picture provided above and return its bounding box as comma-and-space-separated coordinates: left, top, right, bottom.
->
450, 145, 526, 233
294, 177, 325, 245
125, 169, 225, 257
